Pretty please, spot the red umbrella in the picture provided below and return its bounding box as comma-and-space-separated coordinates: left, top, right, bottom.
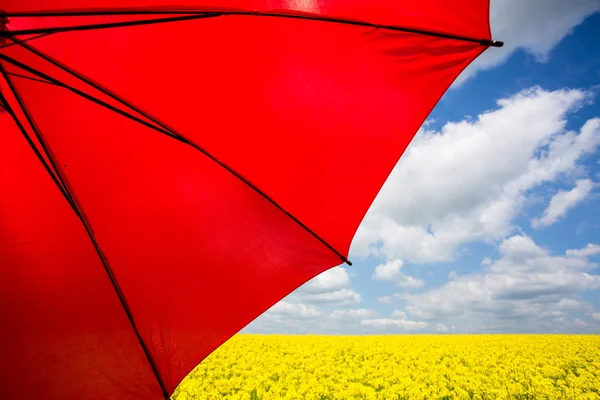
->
0, 2, 502, 399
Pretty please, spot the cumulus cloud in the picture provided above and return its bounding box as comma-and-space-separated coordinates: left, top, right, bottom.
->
373, 259, 403, 281
436, 324, 450, 333
377, 293, 402, 304
591, 313, 600, 321
267, 301, 321, 319
246, 267, 365, 333
330, 309, 378, 319
302, 266, 350, 293
456, 0, 600, 84
360, 318, 427, 331
247, 306, 384, 334
532, 179, 595, 228
395, 275, 425, 289
372, 260, 424, 289
351, 87, 600, 263
361, 309, 428, 332
245, 301, 324, 334
297, 288, 361, 305
399, 235, 600, 332
249, 288, 427, 333
282, 267, 362, 306
566, 243, 600, 258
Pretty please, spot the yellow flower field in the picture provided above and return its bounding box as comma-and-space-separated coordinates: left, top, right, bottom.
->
173, 334, 600, 400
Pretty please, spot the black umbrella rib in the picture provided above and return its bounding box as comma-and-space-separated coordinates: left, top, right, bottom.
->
16, 39, 185, 139
0, 50, 353, 267
0, 32, 58, 49
5, 71, 55, 85
2, 10, 503, 47
0, 64, 171, 400
0, 74, 71, 206
1, 13, 222, 36
0, 67, 69, 198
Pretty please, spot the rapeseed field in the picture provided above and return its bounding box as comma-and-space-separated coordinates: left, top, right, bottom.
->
173, 334, 600, 399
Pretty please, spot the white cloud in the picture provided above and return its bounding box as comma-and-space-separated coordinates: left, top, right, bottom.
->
566, 243, 600, 258
330, 309, 378, 319
373, 259, 403, 281
361, 318, 428, 331
377, 293, 402, 304
396, 275, 425, 289
400, 235, 600, 332
377, 296, 393, 304
360, 309, 428, 331
351, 87, 600, 263
246, 265, 364, 332
247, 304, 377, 334
456, 0, 600, 84
532, 179, 594, 228
283, 267, 361, 306
247, 306, 388, 334
436, 324, 450, 333
266, 301, 321, 319
297, 288, 361, 305
574, 318, 588, 327
250, 302, 426, 333
372, 259, 425, 289
302, 267, 350, 293
591, 313, 600, 321
555, 298, 584, 310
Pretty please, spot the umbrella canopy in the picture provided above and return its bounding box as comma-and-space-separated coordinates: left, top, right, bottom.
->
0, 2, 501, 399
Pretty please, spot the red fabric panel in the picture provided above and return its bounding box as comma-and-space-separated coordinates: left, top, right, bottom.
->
4, 68, 341, 394
18, 16, 484, 255
0, 92, 163, 399
3, 0, 491, 40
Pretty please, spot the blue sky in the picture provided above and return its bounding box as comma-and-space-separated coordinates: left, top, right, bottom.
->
246, 2, 600, 334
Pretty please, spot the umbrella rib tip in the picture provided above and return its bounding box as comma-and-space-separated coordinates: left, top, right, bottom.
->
480, 38, 504, 48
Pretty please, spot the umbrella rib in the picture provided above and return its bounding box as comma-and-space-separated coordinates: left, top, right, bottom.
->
0, 49, 353, 267
0, 78, 72, 206
5, 71, 56, 85
1, 10, 503, 47
0, 67, 69, 197
0, 64, 172, 400
2, 13, 222, 36
0, 31, 59, 49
